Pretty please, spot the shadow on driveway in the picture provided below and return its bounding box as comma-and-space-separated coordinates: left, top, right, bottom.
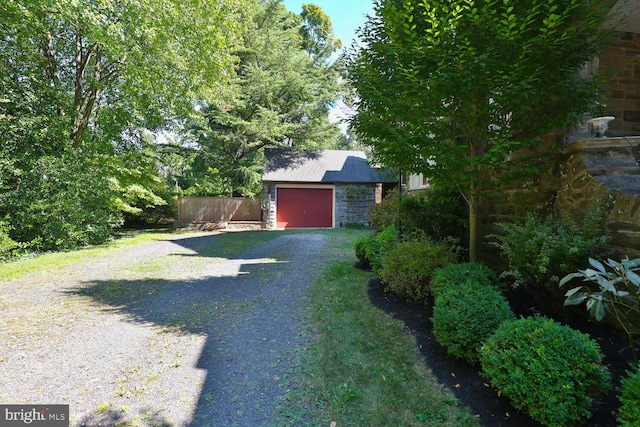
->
69, 231, 327, 426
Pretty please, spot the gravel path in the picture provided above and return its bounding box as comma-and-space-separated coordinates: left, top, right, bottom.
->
0, 231, 329, 426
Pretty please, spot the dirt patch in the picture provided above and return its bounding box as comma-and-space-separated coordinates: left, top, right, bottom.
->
367, 277, 633, 427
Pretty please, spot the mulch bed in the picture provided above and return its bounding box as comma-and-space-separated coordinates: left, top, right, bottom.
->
366, 275, 635, 427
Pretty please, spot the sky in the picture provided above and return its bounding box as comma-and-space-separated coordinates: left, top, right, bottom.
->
282, 0, 375, 50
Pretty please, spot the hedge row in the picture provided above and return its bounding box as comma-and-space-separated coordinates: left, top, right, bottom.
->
353, 229, 613, 426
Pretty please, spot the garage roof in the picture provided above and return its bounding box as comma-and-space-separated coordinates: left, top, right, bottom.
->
263, 149, 396, 184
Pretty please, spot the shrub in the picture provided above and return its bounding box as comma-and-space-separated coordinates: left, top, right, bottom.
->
432, 281, 514, 364
365, 225, 397, 275
369, 186, 467, 243
369, 188, 399, 230
379, 236, 459, 303
561, 257, 640, 362
430, 262, 501, 299
0, 221, 29, 259
480, 316, 610, 427
353, 234, 375, 268
619, 365, 640, 426
2, 154, 121, 251
491, 212, 606, 289
400, 186, 467, 243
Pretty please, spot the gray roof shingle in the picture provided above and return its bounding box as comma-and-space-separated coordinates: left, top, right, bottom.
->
263, 149, 396, 184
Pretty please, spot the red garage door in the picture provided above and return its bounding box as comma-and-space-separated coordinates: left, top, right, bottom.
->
276, 187, 333, 228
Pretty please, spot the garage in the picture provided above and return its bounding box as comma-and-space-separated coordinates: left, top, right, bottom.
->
263, 149, 396, 229
276, 187, 333, 228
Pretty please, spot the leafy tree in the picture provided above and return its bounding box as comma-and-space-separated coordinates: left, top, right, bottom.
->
348, 0, 614, 261
300, 3, 343, 63
1, 150, 119, 250
1, 0, 250, 148
185, 0, 344, 196
0, 0, 251, 250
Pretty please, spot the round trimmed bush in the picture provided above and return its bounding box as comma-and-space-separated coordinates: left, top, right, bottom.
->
354, 234, 374, 268
480, 316, 610, 427
619, 366, 640, 426
379, 237, 459, 303
430, 262, 501, 298
432, 281, 514, 363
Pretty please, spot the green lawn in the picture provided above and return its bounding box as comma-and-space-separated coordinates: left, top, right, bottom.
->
275, 229, 479, 426
0, 229, 178, 282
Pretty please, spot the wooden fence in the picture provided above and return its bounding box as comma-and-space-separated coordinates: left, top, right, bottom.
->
178, 196, 262, 223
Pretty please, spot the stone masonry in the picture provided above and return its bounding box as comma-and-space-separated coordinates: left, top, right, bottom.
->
601, 31, 640, 136
477, 137, 640, 266
558, 137, 640, 257
334, 184, 378, 227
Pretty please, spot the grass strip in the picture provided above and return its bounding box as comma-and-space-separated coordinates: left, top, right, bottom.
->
278, 260, 480, 426
0, 229, 178, 281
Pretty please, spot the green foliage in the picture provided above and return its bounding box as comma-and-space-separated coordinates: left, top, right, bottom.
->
480, 316, 610, 427
0, 0, 251, 252
1, 152, 121, 251
353, 234, 375, 268
0, 221, 29, 259
0, 130, 175, 251
300, 3, 343, 63
348, 0, 612, 260
379, 235, 460, 303
618, 365, 640, 426
187, 0, 343, 196
104, 136, 175, 225
433, 281, 514, 364
561, 257, 640, 362
369, 186, 467, 243
491, 212, 606, 288
401, 187, 467, 243
365, 225, 398, 275
1, 0, 250, 149
369, 188, 400, 230
431, 262, 502, 299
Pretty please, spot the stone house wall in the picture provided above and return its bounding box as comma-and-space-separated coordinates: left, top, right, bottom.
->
558, 138, 640, 257
477, 137, 640, 269
601, 31, 640, 136
262, 184, 276, 229
477, 30, 640, 263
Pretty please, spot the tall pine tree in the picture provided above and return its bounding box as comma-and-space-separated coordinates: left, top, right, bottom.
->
185, 0, 344, 196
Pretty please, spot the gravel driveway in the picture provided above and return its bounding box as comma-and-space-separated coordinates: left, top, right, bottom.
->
0, 231, 331, 426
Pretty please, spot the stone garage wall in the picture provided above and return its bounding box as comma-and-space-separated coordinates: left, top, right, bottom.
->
262, 184, 276, 229
334, 184, 378, 227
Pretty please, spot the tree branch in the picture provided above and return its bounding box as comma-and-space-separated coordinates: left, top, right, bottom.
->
71, 34, 102, 149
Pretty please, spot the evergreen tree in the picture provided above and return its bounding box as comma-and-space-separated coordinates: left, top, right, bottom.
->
186, 0, 344, 196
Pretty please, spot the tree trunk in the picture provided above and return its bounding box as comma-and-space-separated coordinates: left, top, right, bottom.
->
468, 195, 478, 263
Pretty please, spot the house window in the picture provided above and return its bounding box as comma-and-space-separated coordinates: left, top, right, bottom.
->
406, 173, 429, 191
